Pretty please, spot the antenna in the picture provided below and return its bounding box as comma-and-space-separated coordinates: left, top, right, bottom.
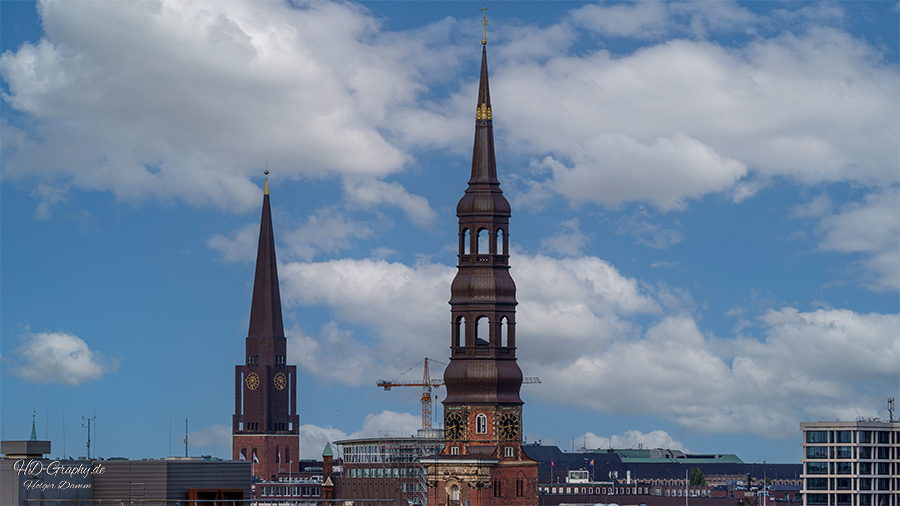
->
62, 408, 67, 459
889, 398, 895, 422
184, 415, 189, 458
81, 416, 96, 459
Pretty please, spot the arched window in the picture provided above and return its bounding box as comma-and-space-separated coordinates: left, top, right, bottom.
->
450, 485, 460, 501
477, 228, 489, 254
455, 316, 465, 347
462, 228, 470, 255
476, 413, 487, 434
500, 317, 509, 347
496, 228, 505, 255
475, 316, 488, 346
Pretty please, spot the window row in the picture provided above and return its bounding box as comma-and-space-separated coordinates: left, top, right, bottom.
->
453, 316, 513, 348
345, 467, 424, 479
807, 493, 895, 506
807, 477, 895, 491
460, 227, 507, 256
806, 445, 895, 460
257, 485, 319, 497
807, 461, 897, 475
806, 430, 896, 444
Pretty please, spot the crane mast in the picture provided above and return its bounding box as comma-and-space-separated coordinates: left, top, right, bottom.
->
377, 358, 540, 430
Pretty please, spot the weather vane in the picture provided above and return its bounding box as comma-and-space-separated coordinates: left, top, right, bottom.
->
481, 4, 488, 45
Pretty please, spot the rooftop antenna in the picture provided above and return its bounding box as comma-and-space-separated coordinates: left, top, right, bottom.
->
184, 415, 189, 458
889, 398, 895, 422
62, 408, 67, 459
82, 416, 95, 459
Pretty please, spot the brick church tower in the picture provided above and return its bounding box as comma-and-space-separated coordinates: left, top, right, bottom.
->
233, 175, 300, 480
423, 32, 539, 506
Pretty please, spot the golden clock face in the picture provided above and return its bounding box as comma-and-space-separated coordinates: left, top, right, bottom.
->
245, 372, 260, 390
274, 372, 287, 390
445, 412, 465, 441
498, 412, 520, 440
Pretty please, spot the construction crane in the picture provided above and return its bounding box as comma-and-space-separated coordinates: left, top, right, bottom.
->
376, 358, 541, 430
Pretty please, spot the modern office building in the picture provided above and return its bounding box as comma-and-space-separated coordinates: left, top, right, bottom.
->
337, 429, 443, 506
801, 419, 899, 506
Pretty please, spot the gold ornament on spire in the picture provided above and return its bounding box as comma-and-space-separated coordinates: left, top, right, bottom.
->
264, 169, 269, 195
476, 103, 492, 120
481, 4, 488, 45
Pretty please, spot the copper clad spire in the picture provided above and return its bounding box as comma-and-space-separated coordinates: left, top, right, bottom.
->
247, 178, 284, 338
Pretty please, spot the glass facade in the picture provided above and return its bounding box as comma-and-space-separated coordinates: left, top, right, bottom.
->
801, 421, 899, 506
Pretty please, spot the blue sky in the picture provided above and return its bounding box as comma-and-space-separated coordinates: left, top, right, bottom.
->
1, 0, 897, 466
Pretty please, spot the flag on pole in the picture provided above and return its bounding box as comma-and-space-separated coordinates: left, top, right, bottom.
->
239, 452, 246, 461
590, 458, 595, 466
551, 460, 555, 467
252, 451, 259, 463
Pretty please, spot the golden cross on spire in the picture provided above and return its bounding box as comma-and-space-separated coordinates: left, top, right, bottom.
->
264, 166, 269, 195
481, 4, 488, 45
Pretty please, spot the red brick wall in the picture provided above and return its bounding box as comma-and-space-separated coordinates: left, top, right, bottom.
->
233, 434, 299, 480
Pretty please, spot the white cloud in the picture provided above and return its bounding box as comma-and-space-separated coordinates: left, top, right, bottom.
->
300, 410, 420, 459
0, 0, 420, 212
617, 210, 684, 249
208, 223, 259, 263
208, 208, 374, 264
569, 1, 669, 39
280, 258, 453, 383
190, 424, 231, 448
30, 183, 69, 220
342, 178, 436, 227
287, 322, 378, 387
532, 307, 898, 439
493, 27, 896, 210
579, 430, 689, 452
540, 218, 589, 256
815, 187, 899, 291
2, 2, 895, 219
13, 330, 119, 386
282, 209, 375, 262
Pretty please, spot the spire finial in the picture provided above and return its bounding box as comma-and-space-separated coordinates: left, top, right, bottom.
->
264, 168, 269, 195
30, 409, 38, 441
481, 4, 488, 45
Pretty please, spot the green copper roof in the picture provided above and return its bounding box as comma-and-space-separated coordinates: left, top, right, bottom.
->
322, 443, 333, 457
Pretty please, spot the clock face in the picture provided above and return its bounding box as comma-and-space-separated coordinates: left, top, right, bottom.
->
274, 372, 287, 390
245, 372, 260, 390
445, 412, 465, 441
498, 412, 520, 440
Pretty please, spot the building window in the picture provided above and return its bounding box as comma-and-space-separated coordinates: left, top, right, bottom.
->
450, 446, 460, 455
806, 446, 828, 459
806, 431, 828, 443
504, 446, 514, 457
516, 476, 524, 496
807, 478, 827, 490
493, 479, 502, 497
807, 462, 828, 474
476, 413, 487, 434
834, 446, 853, 459
835, 431, 854, 443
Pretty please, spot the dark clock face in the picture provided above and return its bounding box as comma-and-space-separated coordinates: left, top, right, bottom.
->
445, 412, 465, 441
245, 372, 260, 391
274, 372, 286, 390
498, 412, 519, 440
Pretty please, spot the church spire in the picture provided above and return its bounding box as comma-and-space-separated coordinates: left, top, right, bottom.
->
247, 171, 284, 338
470, 42, 498, 185
30, 410, 37, 441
